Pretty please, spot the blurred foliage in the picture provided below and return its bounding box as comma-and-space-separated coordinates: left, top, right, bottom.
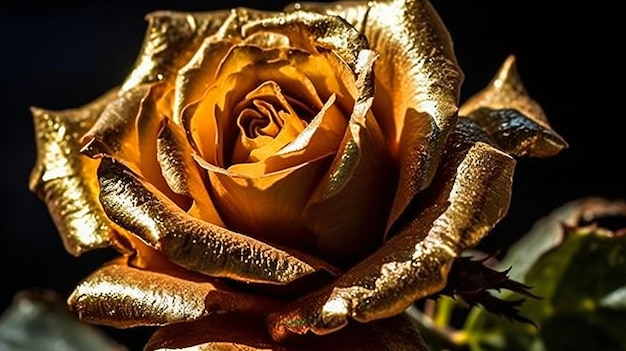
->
416, 197, 626, 351
0, 290, 125, 351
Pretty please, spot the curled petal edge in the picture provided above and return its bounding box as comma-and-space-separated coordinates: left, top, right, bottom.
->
68, 257, 282, 328
96, 156, 332, 285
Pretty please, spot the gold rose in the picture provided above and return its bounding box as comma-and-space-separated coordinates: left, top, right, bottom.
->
30, 1, 566, 350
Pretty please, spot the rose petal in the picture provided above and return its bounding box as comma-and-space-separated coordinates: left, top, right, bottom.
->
197, 155, 333, 256
459, 55, 568, 157
230, 81, 307, 166
242, 10, 369, 75
302, 50, 396, 265
81, 84, 189, 208
29, 89, 126, 255
68, 257, 282, 328
96, 156, 320, 284
287, 0, 464, 241
268, 118, 515, 339
172, 38, 234, 124
230, 91, 345, 176
183, 46, 329, 168
156, 121, 224, 226
145, 312, 426, 351
80, 85, 150, 162
170, 7, 294, 125
121, 10, 231, 92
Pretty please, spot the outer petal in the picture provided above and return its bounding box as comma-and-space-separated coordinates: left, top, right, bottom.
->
81, 84, 189, 208
121, 10, 231, 92
267, 118, 515, 340
68, 257, 282, 328
286, 0, 464, 233
29, 89, 126, 255
96, 156, 330, 284
145, 312, 426, 351
460, 55, 568, 157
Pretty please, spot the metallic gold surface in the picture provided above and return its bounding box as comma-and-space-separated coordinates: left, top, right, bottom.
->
303, 49, 396, 265
30, 1, 568, 348
68, 257, 281, 328
243, 10, 369, 74
156, 121, 224, 225
96, 157, 320, 284
287, 0, 464, 234
29, 90, 124, 255
146, 311, 426, 351
268, 118, 515, 339
460, 55, 568, 157
122, 10, 231, 92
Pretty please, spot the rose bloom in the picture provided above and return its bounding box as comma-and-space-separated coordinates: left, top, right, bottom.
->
30, 1, 566, 350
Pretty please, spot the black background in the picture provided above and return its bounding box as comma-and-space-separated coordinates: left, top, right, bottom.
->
1, 1, 623, 350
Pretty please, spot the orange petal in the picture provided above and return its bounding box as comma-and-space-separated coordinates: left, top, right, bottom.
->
229, 91, 345, 176
68, 257, 282, 328
289, 0, 464, 244
81, 84, 189, 209
29, 89, 126, 256
96, 156, 319, 284
303, 50, 395, 266
157, 120, 224, 226
183, 46, 325, 167
121, 10, 232, 92
172, 38, 234, 124
145, 312, 426, 351
268, 118, 515, 339
198, 154, 333, 256
459, 55, 568, 157
242, 10, 369, 75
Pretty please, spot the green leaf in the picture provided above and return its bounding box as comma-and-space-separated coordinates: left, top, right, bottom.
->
0, 290, 126, 351
466, 198, 626, 351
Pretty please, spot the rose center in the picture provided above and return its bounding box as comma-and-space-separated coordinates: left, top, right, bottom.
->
229, 81, 317, 166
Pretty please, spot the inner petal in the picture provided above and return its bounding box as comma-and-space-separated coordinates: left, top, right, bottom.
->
231, 81, 307, 165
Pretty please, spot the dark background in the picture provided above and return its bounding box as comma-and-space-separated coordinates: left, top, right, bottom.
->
1, 1, 623, 350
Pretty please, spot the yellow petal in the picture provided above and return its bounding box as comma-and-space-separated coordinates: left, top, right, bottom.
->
68, 257, 282, 328
268, 118, 515, 338
122, 10, 232, 92
145, 312, 426, 351
96, 156, 319, 284
459, 55, 568, 157
29, 89, 125, 256
288, 0, 464, 243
